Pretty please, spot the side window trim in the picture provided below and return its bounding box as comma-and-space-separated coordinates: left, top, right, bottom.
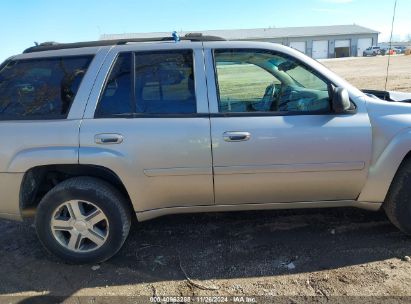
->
211, 48, 344, 116
131, 52, 137, 114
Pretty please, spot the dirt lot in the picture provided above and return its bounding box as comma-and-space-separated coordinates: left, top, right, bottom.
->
1, 209, 411, 303
322, 55, 411, 93
1, 55, 411, 303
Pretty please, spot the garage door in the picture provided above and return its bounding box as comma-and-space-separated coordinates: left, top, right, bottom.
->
357, 38, 372, 57
335, 40, 351, 58
335, 40, 350, 48
289, 42, 306, 54
312, 40, 329, 59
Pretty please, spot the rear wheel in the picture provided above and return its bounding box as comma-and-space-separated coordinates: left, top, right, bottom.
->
384, 158, 411, 235
35, 177, 131, 264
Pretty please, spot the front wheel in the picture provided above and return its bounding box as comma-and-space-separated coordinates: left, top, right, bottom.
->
35, 177, 131, 264
384, 158, 411, 235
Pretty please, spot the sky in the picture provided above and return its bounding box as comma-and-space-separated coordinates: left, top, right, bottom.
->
0, 0, 410, 61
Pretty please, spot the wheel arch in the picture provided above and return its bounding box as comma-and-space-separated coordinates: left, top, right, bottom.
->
358, 128, 411, 203
20, 164, 133, 218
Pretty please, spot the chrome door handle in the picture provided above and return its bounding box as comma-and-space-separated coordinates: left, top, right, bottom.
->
223, 131, 251, 142
94, 133, 124, 145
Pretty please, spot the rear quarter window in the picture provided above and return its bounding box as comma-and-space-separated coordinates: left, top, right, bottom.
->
0, 55, 93, 120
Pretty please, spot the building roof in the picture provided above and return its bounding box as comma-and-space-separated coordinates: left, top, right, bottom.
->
100, 24, 379, 41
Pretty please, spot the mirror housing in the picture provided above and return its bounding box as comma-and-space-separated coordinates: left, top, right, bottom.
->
332, 87, 351, 113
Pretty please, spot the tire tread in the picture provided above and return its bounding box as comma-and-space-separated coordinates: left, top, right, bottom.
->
384, 157, 411, 234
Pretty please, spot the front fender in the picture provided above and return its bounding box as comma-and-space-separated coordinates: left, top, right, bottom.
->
358, 127, 411, 203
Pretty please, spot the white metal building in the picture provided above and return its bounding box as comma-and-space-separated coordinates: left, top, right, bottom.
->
101, 24, 379, 59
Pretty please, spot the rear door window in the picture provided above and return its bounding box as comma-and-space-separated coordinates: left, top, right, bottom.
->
135, 51, 196, 114
96, 50, 196, 117
0, 56, 93, 120
96, 53, 133, 117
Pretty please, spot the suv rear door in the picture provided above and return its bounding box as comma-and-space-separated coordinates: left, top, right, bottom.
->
204, 44, 372, 205
79, 43, 214, 212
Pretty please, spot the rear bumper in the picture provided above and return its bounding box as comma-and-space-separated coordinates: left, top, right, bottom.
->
0, 173, 24, 221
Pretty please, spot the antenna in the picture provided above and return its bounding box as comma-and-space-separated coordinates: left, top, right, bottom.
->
385, 0, 398, 91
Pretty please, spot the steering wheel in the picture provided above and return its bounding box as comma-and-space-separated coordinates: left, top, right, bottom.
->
270, 83, 282, 111
251, 82, 279, 112
264, 82, 283, 111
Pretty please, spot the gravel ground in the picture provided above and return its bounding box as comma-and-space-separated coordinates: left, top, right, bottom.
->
322, 55, 411, 93
1, 209, 411, 303
1, 55, 411, 303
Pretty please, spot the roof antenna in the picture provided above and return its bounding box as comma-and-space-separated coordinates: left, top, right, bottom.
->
385, 0, 398, 91
172, 31, 180, 43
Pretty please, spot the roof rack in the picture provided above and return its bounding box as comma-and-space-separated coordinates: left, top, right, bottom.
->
23, 33, 226, 53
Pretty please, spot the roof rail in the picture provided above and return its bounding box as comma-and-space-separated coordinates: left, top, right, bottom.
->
23, 33, 226, 53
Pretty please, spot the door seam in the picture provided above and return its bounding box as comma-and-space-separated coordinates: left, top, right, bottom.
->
201, 42, 216, 205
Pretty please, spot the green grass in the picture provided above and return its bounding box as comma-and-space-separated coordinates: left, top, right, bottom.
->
216, 63, 327, 103
216, 64, 278, 101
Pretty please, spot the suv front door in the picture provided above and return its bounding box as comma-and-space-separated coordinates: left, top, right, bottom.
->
80, 43, 214, 212
204, 46, 372, 205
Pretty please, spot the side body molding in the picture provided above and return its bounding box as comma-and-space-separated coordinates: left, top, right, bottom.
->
358, 127, 411, 203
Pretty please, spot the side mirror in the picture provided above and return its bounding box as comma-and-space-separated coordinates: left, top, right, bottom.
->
332, 87, 351, 113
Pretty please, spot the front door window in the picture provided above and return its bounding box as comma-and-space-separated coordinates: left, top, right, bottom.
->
214, 49, 331, 114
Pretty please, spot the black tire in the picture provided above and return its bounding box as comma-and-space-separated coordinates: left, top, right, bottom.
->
384, 158, 411, 235
35, 177, 131, 264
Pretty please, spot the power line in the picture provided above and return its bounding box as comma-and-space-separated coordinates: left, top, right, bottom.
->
385, 0, 398, 91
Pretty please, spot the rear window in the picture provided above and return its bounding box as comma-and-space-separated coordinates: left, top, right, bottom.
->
0, 55, 93, 120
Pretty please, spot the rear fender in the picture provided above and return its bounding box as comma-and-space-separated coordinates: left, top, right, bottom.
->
7, 147, 78, 173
